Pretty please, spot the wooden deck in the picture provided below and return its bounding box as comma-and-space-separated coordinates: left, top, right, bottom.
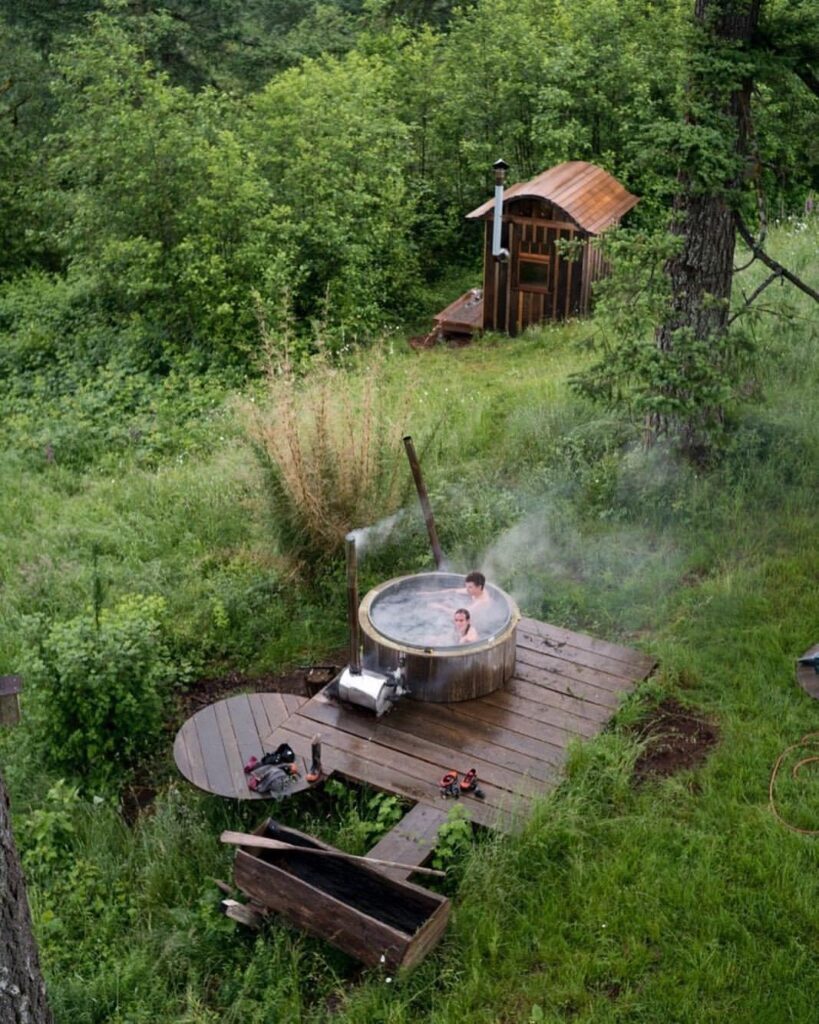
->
174, 692, 310, 800
433, 288, 484, 336
173, 617, 655, 875
261, 616, 655, 833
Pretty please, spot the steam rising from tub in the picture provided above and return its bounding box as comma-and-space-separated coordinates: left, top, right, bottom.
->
480, 448, 684, 618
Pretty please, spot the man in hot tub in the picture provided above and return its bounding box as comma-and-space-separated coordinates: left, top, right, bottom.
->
429, 571, 493, 629
464, 571, 491, 609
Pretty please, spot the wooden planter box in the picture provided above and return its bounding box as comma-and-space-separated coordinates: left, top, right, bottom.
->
233, 819, 450, 971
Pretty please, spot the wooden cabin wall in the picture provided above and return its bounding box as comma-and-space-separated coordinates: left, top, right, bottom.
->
481, 198, 589, 334
482, 220, 510, 334
580, 242, 609, 314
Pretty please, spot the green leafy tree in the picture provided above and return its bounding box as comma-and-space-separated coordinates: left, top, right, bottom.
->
45, 9, 293, 364
247, 50, 419, 332
575, 0, 817, 459
0, 15, 56, 280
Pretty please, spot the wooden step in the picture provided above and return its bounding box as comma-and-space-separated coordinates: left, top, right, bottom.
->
366, 803, 451, 881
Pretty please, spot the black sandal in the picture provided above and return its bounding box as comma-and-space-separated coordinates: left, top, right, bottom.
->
259, 743, 296, 767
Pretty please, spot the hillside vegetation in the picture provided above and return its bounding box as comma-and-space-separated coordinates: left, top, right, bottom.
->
1, 0, 818, 1021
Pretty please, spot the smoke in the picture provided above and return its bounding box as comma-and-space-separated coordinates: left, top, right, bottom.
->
346, 509, 405, 558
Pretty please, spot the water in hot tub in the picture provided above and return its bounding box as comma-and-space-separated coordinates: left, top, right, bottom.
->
369, 577, 511, 649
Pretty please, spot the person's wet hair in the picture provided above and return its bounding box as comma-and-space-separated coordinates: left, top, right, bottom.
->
465, 571, 485, 589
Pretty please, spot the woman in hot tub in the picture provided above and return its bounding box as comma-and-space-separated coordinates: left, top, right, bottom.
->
453, 608, 478, 644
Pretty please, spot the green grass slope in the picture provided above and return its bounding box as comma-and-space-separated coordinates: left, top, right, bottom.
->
0, 221, 817, 1022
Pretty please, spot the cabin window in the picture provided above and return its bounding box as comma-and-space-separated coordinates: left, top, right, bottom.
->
516, 255, 550, 292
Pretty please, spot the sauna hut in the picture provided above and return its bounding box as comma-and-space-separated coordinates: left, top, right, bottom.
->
434, 160, 638, 338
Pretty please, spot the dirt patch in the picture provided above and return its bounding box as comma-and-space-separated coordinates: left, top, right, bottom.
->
632, 698, 719, 783
121, 784, 158, 827
175, 658, 344, 723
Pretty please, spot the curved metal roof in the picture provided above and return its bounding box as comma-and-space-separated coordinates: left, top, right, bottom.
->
466, 161, 638, 235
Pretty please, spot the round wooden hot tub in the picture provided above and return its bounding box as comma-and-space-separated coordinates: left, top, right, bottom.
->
358, 572, 519, 703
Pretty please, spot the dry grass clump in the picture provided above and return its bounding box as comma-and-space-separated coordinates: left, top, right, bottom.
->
242, 332, 414, 565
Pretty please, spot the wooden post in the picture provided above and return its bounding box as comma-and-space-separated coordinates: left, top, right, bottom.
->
0, 676, 21, 728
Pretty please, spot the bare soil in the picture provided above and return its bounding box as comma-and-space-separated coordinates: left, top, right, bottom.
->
632, 698, 719, 783
174, 655, 346, 723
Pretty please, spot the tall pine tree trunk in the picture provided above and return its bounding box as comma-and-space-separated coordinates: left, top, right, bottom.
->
652, 0, 762, 456
0, 770, 53, 1024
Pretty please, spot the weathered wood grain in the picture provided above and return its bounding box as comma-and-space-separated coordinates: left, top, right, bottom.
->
365, 804, 450, 882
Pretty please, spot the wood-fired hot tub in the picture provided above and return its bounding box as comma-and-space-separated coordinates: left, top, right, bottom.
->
358, 571, 519, 702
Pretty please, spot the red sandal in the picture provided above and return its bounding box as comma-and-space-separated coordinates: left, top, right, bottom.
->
459, 768, 485, 799
439, 770, 460, 798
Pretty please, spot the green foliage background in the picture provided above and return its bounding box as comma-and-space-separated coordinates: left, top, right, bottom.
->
0, 1, 818, 1021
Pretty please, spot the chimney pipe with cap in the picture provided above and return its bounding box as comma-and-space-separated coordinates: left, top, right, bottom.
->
491, 158, 510, 262
345, 534, 362, 674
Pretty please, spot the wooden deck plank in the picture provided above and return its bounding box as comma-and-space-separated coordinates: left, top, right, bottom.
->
518, 616, 655, 674
214, 699, 248, 798
481, 686, 601, 740
266, 718, 522, 831
225, 696, 265, 764
295, 694, 545, 797
503, 675, 610, 728
282, 692, 309, 716
173, 720, 209, 791
512, 660, 623, 711
248, 691, 283, 738
366, 803, 450, 881
516, 631, 645, 690
193, 704, 234, 797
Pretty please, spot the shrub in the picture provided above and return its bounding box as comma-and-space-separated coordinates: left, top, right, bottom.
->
242, 337, 419, 565
25, 594, 177, 786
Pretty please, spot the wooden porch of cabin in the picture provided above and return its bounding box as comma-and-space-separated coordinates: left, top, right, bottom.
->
433, 287, 483, 338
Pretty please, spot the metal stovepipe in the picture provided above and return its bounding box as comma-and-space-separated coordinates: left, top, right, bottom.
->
402, 435, 444, 570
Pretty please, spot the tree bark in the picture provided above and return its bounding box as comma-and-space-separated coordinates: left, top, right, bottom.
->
652, 0, 762, 453
0, 770, 53, 1024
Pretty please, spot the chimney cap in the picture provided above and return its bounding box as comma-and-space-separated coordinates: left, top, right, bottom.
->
493, 159, 509, 185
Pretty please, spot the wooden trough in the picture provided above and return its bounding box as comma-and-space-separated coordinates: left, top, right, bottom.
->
233, 818, 451, 971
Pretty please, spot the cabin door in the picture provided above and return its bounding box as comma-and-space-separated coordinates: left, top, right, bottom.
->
511, 218, 554, 333
511, 220, 580, 331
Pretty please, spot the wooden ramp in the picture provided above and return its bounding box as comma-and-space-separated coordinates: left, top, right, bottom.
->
433, 289, 484, 337
796, 642, 819, 700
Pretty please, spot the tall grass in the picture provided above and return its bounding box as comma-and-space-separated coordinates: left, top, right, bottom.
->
242, 337, 423, 566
